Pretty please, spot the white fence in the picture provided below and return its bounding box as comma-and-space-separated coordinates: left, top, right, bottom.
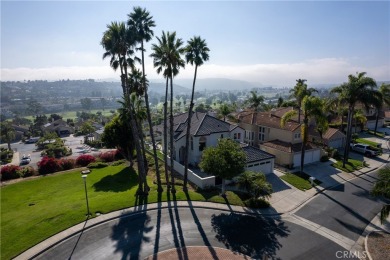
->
167, 157, 216, 188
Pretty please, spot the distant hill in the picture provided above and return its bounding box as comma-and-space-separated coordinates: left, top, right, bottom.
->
149, 82, 190, 94
171, 78, 262, 91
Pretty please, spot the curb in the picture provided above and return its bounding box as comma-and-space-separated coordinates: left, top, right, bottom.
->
365, 230, 375, 260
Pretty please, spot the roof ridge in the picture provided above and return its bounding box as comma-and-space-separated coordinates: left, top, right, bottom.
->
194, 113, 207, 136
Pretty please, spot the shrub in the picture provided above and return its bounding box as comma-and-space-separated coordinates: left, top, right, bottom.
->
88, 162, 108, 169
76, 154, 96, 167
59, 158, 76, 170
38, 157, 62, 175
111, 159, 126, 166
17, 166, 37, 178
99, 151, 116, 162
244, 198, 270, 208
320, 155, 329, 162
1, 165, 21, 181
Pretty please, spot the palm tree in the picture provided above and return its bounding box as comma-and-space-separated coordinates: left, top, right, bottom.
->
331, 72, 380, 168
237, 171, 272, 199
101, 21, 148, 195
281, 96, 328, 174
218, 103, 231, 121
289, 79, 318, 122
371, 166, 390, 224
150, 32, 171, 189
353, 109, 367, 133
374, 83, 390, 135
246, 91, 265, 111
182, 36, 210, 191
151, 31, 185, 194
128, 7, 162, 192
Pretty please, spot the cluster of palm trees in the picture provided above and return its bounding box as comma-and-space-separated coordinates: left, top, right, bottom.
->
101, 7, 209, 195
282, 73, 389, 174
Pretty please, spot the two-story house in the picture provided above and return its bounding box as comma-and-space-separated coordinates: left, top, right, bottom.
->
238, 107, 324, 168
157, 112, 275, 175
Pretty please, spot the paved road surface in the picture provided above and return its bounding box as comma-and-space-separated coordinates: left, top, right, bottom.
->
295, 171, 386, 241
35, 208, 349, 260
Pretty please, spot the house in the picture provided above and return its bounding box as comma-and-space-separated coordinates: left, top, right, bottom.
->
42, 119, 74, 136
158, 112, 275, 174
237, 107, 324, 168
308, 127, 346, 149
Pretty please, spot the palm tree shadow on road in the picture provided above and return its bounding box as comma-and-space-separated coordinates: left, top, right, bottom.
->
211, 213, 290, 260
110, 195, 153, 260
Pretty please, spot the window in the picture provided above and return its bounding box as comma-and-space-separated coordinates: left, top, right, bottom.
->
259, 127, 265, 142
199, 137, 206, 151
237, 133, 241, 139
234, 133, 237, 139
294, 133, 301, 139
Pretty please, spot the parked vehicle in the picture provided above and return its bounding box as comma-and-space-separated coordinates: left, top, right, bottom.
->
20, 154, 31, 165
350, 143, 379, 157
25, 137, 39, 144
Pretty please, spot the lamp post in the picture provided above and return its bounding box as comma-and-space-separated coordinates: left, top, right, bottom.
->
81, 175, 90, 217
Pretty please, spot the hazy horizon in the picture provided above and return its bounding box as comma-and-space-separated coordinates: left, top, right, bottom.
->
1, 1, 389, 85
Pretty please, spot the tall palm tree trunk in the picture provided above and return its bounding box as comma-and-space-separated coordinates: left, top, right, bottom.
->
343, 107, 354, 167
300, 120, 308, 174
163, 77, 170, 189
123, 64, 148, 195
169, 75, 176, 193
183, 64, 198, 191
374, 109, 379, 136
140, 40, 162, 192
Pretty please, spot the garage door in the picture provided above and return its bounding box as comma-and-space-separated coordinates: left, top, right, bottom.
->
293, 149, 320, 167
246, 160, 273, 174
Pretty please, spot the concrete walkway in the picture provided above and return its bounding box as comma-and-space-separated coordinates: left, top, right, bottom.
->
14, 135, 390, 259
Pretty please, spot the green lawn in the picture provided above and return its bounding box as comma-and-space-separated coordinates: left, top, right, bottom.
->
280, 171, 321, 191
355, 138, 381, 148
1, 164, 244, 259
332, 158, 366, 173
366, 130, 385, 138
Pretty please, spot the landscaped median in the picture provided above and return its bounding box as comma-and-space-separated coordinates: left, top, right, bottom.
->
280, 171, 321, 191
331, 158, 366, 173
1, 162, 251, 259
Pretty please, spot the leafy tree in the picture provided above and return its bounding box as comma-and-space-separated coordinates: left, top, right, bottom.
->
101, 114, 135, 165
27, 99, 43, 116
281, 96, 328, 174
218, 103, 231, 121
371, 167, 390, 224
331, 72, 380, 167
0, 121, 15, 150
182, 36, 210, 191
100, 98, 107, 111
237, 171, 272, 199
81, 98, 92, 111
48, 114, 62, 122
289, 79, 318, 122
80, 122, 95, 135
200, 139, 246, 195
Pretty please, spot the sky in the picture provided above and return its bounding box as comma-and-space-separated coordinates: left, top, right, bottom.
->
1, 0, 389, 86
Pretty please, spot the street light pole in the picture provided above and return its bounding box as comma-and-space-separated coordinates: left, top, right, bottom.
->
82, 175, 90, 217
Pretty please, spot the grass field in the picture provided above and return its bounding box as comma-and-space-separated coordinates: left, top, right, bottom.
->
280, 171, 321, 191
1, 163, 245, 259
22, 109, 116, 121
332, 158, 366, 173
355, 138, 381, 148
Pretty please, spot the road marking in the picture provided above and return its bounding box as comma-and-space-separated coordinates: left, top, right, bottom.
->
285, 213, 356, 250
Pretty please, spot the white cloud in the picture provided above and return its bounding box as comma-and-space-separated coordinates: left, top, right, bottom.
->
1, 58, 388, 85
